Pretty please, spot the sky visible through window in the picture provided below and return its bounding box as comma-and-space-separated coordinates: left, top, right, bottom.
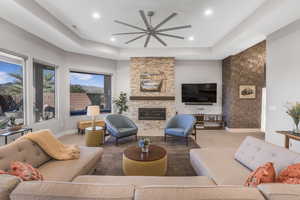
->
0, 61, 22, 84
70, 72, 104, 88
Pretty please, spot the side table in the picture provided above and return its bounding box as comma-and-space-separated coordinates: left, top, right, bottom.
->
85, 126, 105, 147
0, 128, 33, 144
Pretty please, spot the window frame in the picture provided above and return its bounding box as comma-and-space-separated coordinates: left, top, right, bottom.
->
0, 51, 27, 127
32, 58, 59, 124
69, 69, 112, 117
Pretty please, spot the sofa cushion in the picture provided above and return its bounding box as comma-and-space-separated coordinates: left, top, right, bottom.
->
0, 174, 21, 200
135, 186, 265, 200
10, 161, 43, 181
73, 175, 216, 187
10, 181, 134, 200
190, 148, 251, 185
245, 162, 276, 187
38, 146, 103, 181
235, 136, 300, 173
277, 163, 300, 184
0, 139, 51, 171
258, 183, 300, 200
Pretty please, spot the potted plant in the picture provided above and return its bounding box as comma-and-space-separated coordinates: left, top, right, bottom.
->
113, 92, 128, 114
138, 138, 151, 153
286, 102, 300, 133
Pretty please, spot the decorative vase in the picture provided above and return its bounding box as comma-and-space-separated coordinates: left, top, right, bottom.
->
294, 124, 300, 134
141, 145, 149, 153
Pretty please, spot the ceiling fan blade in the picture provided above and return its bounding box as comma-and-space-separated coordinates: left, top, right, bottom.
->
157, 25, 192, 32
156, 33, 184, 39
114, 20, 146, 31
153, 34, 167, 46
144, 35, 151, 48
112, 32, 146, 36
154, 12, 177, 30
125, 34, 147, 44
139, 10, 151, 30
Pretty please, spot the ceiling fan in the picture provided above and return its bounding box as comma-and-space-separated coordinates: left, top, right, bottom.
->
112, 10, 192, 47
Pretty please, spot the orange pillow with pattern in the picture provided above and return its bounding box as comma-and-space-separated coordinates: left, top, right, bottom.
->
277, 163, 300, 184
245, 162, 276, 187
9, 161, 43, 181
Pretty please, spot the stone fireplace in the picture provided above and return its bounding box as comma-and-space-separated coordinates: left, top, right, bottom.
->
128, 57, 176, 132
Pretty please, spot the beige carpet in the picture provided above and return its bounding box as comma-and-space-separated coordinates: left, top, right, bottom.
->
59, 130, 265, 149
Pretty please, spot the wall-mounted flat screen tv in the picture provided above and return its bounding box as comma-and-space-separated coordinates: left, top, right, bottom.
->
182, 83, 217, 103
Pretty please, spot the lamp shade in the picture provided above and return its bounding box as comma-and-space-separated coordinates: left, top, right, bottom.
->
87, 106, 100, 116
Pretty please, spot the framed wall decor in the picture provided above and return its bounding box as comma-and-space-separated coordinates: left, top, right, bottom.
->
239, 85, 256, 99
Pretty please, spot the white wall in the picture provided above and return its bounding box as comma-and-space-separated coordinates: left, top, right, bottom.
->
115, 60, 223, 114
115, 60, 131, 97
175, 60, 222, 114
266, 19, 300, 152
0, 18, 117, 136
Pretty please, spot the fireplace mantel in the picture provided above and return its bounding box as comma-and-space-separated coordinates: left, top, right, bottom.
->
130, 96, 175, 101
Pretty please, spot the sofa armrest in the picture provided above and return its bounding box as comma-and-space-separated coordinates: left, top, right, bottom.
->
258, 183, 300, 200
10, 181, 134, 200
0, 174, 21, 200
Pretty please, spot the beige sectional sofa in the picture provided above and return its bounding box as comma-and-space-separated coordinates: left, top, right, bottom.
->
0, 137, 103, 200
190, 136, 300, 199
2, 135, 300, 200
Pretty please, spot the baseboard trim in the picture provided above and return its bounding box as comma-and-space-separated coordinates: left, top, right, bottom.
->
225, 127, 262, 133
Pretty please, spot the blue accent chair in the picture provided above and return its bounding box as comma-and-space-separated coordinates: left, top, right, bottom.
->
105, 114, 138, 145
164, 114, 196, 146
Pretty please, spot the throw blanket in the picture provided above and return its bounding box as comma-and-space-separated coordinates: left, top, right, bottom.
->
22, 129, 80, 160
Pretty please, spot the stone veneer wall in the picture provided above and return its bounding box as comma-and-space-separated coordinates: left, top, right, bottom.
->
222, 41, 266, 128
129, 57, 176, 132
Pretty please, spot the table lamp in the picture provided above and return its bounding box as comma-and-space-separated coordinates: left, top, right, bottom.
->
87, 106, 100, 130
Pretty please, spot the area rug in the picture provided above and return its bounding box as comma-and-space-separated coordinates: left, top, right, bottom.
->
94, 136, 199, 176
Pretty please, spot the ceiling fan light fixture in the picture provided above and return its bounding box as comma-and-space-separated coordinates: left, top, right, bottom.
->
110, 37, 116, 42
92, 12, 101, 19
113, 10, 192, 47
204, 9, 213, 16
188, 36, 195, 41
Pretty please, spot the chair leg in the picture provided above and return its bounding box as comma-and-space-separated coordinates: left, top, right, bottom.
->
186, 136, 189, 146
135, 135, 138, 141
195, 132, 197, 141
164, 135, 167, 143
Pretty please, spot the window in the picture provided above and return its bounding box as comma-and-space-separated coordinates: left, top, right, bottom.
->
33, 61, 56, 122
70, 71, 111, 116
0, 54, 25, 129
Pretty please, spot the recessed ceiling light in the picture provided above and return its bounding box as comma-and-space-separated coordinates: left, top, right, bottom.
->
110, 37, 116, 42
188, 36, 195, 41
204, 9, 213, 16
92, 12, 101, 19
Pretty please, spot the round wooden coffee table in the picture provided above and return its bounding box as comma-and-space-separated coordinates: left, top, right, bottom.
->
122, 145, 167, 176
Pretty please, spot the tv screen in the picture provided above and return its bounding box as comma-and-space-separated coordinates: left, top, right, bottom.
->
182, 83, 217, 103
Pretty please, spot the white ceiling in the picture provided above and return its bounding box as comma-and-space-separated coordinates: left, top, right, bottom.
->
35, 0, 266, 48
0, 0, 300, 60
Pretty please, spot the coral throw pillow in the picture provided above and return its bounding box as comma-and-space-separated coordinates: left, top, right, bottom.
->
0, 170, 7, 175
9, 161, 43, 181
245, 162, 276, 187
277, 163, 300, 184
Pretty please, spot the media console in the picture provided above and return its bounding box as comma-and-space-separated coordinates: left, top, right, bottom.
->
193, 114, 224, 132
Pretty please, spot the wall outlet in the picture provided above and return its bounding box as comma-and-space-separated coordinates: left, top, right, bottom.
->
198, 107, 205, 111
